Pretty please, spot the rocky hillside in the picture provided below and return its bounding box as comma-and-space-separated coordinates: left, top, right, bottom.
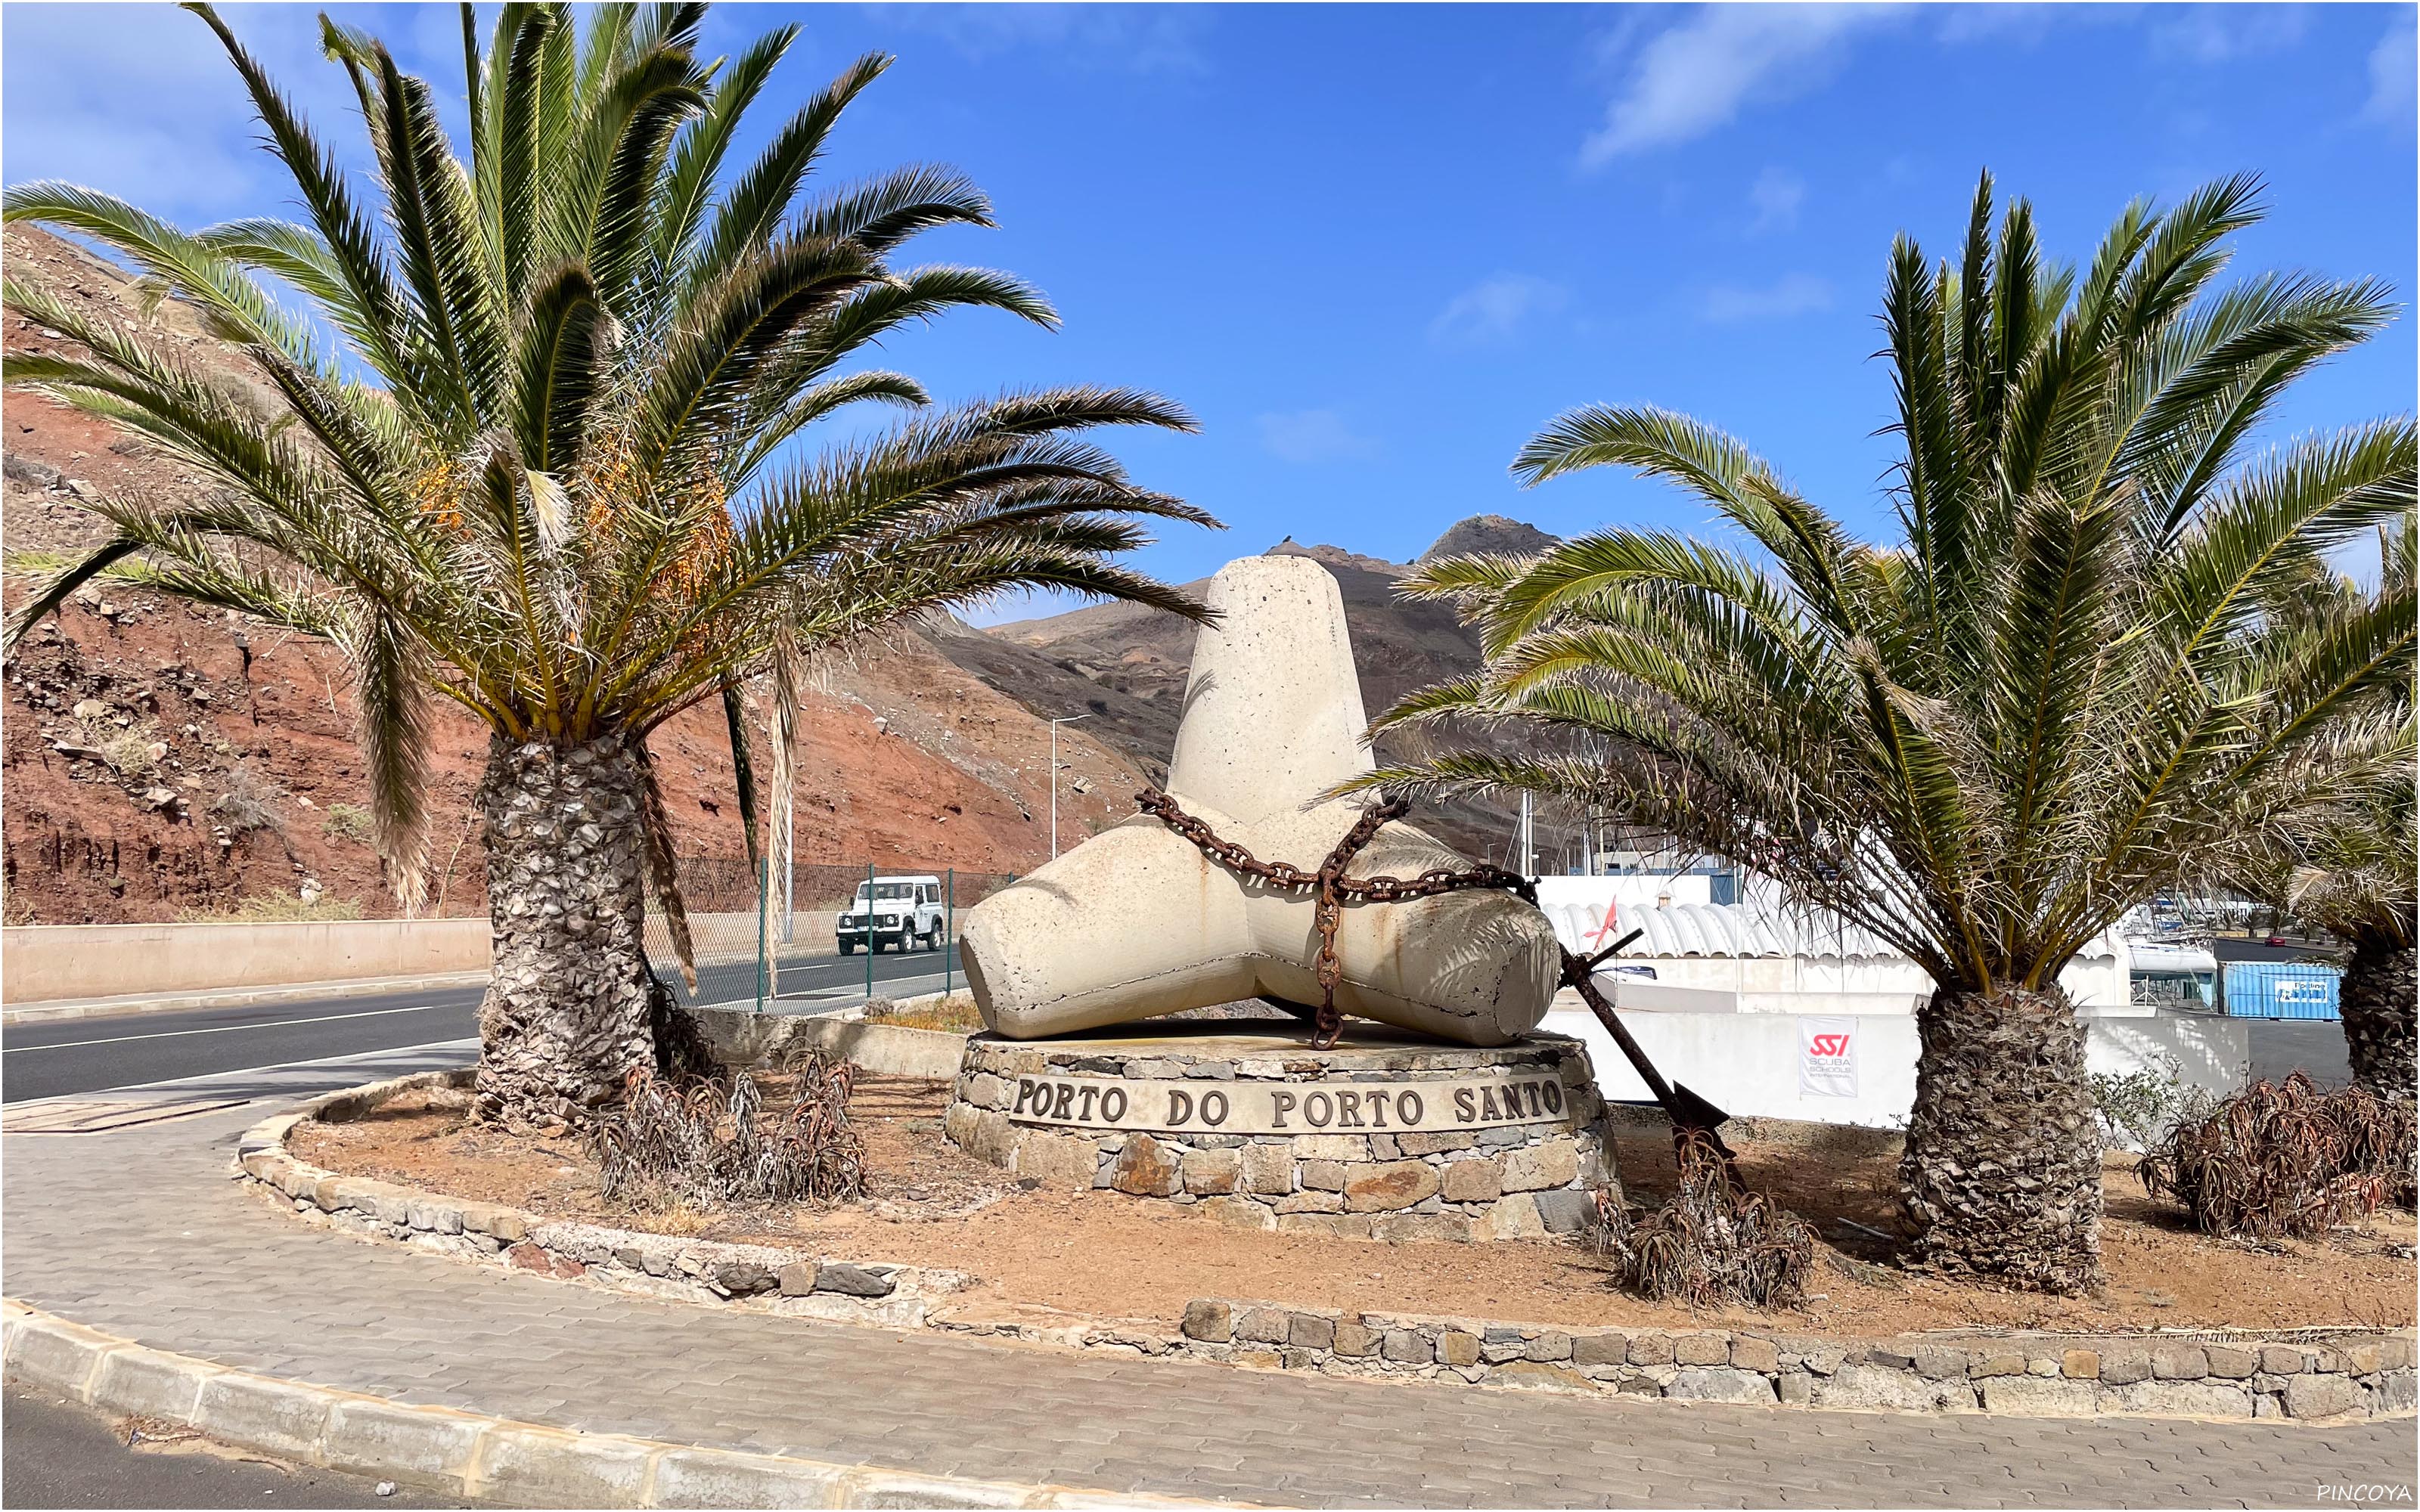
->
0, 228, 1153, 923
0, 226, 1560, 925
1418, 514, 1556, 564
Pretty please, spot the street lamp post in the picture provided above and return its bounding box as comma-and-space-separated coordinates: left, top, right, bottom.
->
1518, 790, 1534, 879
1048, 713, 1093, 859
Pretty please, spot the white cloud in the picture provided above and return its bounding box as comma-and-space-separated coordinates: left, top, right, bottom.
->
1256, 410, 1379, 465
1429, 273, 1570, 347
1932, 5, 2057, 46
1, 5, 462, 228
1748, 168, 1806, 234
866, 4, 1211, 74
2148, 4, 2310, 64
1702, 273, 1833, 324
1582, 5, 1904, 163
1934, 3, 2133, 49
2366, 14, 2417, 124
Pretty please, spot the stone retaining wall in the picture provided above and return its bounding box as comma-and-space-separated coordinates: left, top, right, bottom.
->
247, 1074, 2417, 1424
1147, 1300, 2415, 1421
945, 1033, 1612, 1241
232, 1072, 964, 1329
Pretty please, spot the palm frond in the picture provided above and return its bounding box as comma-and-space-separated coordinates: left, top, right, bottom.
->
683, 51, 889, 293
634, 739, 700, 988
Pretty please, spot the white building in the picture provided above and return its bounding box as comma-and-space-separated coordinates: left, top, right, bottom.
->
1525, 879, 2240, 1132
1530, 877, 2136, 1017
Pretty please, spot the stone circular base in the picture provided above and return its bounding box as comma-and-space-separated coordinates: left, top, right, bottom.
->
943, 1022, 1613, 1241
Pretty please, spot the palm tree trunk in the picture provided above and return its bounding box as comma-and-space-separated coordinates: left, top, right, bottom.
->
1899, 984, 2104, 1294
2341, 934, 2417, 1101
473, 733, 661, 1129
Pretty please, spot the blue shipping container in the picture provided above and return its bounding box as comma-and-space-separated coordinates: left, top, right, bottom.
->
2222, 961, 2341, 1020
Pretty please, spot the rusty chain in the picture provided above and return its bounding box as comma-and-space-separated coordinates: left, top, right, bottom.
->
1136, 787, 1537, 1048
1133, 786, 1734, 1151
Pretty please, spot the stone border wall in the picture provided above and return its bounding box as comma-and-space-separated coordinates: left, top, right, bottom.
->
945, 1034, 1610, 1242
1150, 1300, 2415, 1421
233, 1072, 965, 1328
247, 1074, 2417, 1424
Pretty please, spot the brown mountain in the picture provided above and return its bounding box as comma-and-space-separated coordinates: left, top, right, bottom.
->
979, 531, 1563, 860
1419, 513, 1556, 563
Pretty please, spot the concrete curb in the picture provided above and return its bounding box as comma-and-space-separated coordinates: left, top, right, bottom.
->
2, 971, 489, 1026
0, 1300, 1258, 1509
691, 1001, 970, 1078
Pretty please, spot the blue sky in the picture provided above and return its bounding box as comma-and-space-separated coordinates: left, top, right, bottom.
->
5, 2, 2414, 621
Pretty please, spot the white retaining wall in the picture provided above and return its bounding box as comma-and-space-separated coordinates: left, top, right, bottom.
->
2, 918, 492, 1005
1533, 880, 2136, 1015
1548, 1004, 2249, 1131
1601, 953, 2134, 1016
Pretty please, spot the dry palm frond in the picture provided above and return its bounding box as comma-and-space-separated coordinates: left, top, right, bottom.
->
2139, 1073, 2416, 1237
594, 1055, 864, 1209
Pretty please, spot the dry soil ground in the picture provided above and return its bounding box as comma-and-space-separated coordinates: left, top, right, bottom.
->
294, 1076, 2418, 1339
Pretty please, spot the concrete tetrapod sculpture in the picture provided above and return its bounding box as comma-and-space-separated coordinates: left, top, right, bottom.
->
959, 553, 1562, 1046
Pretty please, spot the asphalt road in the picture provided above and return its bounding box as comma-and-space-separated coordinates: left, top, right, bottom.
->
2, 1383, 476, 1508
2, 944, 958, 1105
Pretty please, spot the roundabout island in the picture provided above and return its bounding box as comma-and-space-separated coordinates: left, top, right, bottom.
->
5, 11, 2416, 1501
6, 553, 2412, 1512
937, 552, 1619, 1243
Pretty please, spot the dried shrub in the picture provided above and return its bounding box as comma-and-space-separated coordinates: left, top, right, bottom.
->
2139, 1073, 2417, 1238
321, 802, 374, 843
1599, 1129, 1818, 1309
861, 993, 984, 1033
178, 891, 363, 922
594, 1056, 865, 1210
95, 720, 168, 776
211, 761, 286, 834
650, 989, 718, 1082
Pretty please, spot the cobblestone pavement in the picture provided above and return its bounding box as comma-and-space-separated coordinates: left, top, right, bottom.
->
3, 1050, 2412, 1509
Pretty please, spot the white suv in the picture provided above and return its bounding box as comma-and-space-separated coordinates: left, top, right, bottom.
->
838, 875, 947, 955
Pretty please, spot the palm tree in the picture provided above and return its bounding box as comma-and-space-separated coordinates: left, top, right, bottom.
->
2285, 742, 2417, 1101
2, 4, 1215, 1129
1364, 173, 2415, 1293
2221, 531, 2415, 1100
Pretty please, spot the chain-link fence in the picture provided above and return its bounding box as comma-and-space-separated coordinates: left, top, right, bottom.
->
644, 855, 1019, 1014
